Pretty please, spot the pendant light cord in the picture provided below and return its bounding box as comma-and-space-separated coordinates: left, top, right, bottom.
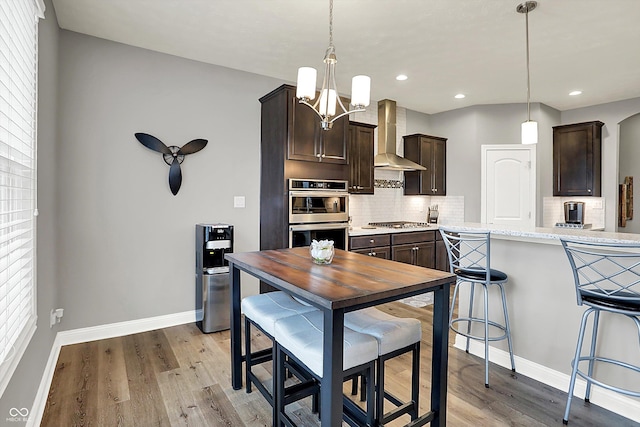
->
525, 7, 531, 121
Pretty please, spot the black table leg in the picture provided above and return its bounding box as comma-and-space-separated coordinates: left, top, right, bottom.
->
431, 283, 450, 426
230, 263, 243, 390
321, 308, 344, 427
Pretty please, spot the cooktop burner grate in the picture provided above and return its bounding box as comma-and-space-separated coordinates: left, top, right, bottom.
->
368, 221, 431, 229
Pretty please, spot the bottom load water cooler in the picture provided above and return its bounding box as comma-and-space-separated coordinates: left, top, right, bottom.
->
195, 223, 233, 333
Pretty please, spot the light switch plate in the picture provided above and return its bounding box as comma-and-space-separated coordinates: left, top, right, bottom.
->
234, 196, 246, 208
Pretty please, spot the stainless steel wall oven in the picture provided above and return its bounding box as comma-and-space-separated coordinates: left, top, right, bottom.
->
288, 179, 349, 250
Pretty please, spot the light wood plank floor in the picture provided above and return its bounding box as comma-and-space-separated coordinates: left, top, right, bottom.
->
41, 302, 639, 426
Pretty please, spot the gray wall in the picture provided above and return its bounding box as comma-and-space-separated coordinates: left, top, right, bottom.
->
561, 97, 640, 231
427, 102, 559, 224
0, 0, 60, 417
619, 113, 640, 233
55, 31, 283, 331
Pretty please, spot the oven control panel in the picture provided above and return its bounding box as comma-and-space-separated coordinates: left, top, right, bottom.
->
289, 179, 348, 191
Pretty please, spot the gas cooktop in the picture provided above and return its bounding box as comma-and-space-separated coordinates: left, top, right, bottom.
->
368, 221, 432, 229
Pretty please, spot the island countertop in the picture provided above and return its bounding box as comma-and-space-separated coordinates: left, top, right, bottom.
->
350, 222, 640, 245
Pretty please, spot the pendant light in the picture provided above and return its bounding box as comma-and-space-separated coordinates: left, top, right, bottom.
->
296, 0, 371, 130
517, 1, 538, 145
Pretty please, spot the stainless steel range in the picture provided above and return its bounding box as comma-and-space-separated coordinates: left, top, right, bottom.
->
368, 221, 431, 229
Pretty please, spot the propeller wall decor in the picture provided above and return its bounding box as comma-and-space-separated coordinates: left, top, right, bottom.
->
135, 132, 208, 195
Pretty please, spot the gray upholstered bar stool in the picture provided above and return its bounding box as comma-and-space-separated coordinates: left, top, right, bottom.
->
344, 307, 422, 424
560, 238, 640, 425
439, 227, 516, 387
274, 310, 378, 427
241, 291, 319, 409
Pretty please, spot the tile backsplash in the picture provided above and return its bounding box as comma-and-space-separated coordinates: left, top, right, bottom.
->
350, 169, 465, 226
542, 197, 605, 229
348, 103, 464, 226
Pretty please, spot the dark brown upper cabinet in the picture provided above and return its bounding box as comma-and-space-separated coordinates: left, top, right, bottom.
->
288, 92, 348, 164
553, 121, 604, 196
403, 134, 447, 196
348, 122, 376, 194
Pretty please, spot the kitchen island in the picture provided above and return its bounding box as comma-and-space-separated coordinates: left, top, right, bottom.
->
416, 223, 640, 422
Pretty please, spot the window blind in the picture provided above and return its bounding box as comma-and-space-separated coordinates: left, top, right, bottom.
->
0, 0, 43, 397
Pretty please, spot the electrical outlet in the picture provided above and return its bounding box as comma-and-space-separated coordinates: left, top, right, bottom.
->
234, 196, 245, 208
50, 308, 64, 328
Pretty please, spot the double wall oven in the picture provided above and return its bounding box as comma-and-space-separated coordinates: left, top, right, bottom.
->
288, 179, 349, 250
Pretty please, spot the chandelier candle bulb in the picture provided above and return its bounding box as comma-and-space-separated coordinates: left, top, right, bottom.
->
296, 67, 317, 100
351, 75, 371, 107
319, 89, 337, 116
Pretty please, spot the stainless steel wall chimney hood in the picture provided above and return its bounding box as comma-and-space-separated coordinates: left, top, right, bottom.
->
374, 99, 426, 171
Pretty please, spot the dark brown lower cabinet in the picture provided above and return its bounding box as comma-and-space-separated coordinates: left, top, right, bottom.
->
392, 242, 435, 268
351, 247, 391, 259
350, 230, 449, 272
435, 238, 449, 272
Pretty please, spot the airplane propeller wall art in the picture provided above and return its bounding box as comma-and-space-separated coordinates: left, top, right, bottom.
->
135, 132, 208, 195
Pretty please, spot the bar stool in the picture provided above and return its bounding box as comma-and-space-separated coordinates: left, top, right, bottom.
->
439, 227, 516, 387
344, 307, 422, 424
274, 310, 378, 427
560, 239, 640, 425
241, 292, 318, 409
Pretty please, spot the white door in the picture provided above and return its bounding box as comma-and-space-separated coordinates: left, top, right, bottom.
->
481, 145, 536, 227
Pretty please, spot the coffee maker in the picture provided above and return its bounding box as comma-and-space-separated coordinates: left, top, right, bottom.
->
564, 201, 585, 224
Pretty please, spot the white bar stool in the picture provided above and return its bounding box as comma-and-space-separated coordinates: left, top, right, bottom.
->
274, 310, 379, 427
439, 227, 516, 388
560, 239, 640, 424
344, 307, 422, 424
241, 291, 318, 410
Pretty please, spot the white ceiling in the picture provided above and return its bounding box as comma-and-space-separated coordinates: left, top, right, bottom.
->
50, 0, 640, 115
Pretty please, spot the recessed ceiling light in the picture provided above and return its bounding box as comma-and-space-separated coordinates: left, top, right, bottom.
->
396, 74, 408, 81
569, 90, 583, 96
454, 93, 466, 99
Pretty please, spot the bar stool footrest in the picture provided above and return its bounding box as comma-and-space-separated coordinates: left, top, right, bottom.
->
450, 317, 509, 342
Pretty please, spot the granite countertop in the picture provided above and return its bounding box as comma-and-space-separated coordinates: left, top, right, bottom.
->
435, 222, 640, 245
349, 222, 640, 245
349, 225, 438, 237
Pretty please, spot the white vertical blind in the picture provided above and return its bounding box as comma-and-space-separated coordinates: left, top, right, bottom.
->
0, 0, 42, 397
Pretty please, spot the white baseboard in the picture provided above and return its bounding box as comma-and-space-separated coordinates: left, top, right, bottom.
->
454, 335, 640, 423
27, 310, 196, 427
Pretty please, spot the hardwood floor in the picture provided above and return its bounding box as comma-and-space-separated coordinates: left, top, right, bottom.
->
41, 302, 638, 427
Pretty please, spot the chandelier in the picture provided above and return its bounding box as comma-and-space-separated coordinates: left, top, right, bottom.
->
517, 1, 538, 145
296, 0, 371, 130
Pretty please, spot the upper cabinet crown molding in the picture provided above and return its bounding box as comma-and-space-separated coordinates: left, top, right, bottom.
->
553, 121, 604, 197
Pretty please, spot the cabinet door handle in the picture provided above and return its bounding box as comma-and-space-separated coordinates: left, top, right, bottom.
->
321, 153, 326, 158
369, 252, 376, 256
588, 189, 592, 193
370, 239, 375, 243
316, 153, 321, 158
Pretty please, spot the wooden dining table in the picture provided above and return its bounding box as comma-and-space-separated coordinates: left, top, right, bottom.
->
226, 247, 455, 427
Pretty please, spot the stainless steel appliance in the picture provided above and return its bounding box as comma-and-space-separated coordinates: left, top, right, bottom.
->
196, 223, 233, 333
289, 222, 349, 249
288, 179, 349, 250
368, 221, 431, 229
289, 178, 349, 224
564, 201, 585, 224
